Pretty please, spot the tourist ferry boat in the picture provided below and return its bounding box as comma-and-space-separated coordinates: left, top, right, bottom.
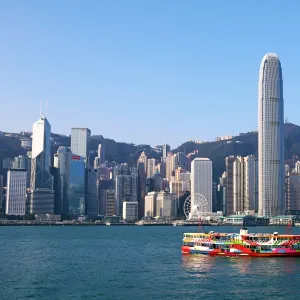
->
182, 228, 300, 257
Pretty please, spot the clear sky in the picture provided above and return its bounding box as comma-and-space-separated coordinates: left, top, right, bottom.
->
0, 1, 299, 147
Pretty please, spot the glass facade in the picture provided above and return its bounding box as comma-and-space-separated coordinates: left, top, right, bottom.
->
68, 156, 86, 215
71, 128, 91, 159
258, 53, 284, 217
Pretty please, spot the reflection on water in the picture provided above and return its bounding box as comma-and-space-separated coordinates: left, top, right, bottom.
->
181, 255, 216, 277
182, 254, 300, 278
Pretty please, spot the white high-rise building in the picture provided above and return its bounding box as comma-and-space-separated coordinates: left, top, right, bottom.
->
30, 116, 54, 214
6, 169, 27, 215
30, 116, 52, 190
258, 53, 284, 216
191, 158, 212, 212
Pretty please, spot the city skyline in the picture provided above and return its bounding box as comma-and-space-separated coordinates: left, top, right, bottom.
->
1, 2, 300, 146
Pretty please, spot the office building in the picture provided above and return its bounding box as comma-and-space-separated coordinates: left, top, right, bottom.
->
191, 158, 212, 212
101, 189, 115, 216
147, 158, 156, 178
30, 116, 54, 214
6, 169, 27, 215
115, 168, 138, 216
137, 151, 147, 175
156, 191, 176, 218
162, 144, 170, 162
225, 156, 235, 215
258, 53, 284, 216
144, 191, 157, 217
71, 128, 91, 166
68, 155, 86, 215
86, 169, 100, 216
286, 172, 300, 212
97, 144, 105, 165
122, 201, 138, 222
13, 155, 31, 188
53, 147, 71, 214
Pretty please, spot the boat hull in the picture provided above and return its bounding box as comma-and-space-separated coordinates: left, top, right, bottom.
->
181, 246, 300, 257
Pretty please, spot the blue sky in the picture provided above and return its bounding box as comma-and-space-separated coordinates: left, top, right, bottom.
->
0, 1, 299, 147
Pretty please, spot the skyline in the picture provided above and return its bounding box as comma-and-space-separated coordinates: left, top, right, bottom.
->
1, 1, 300, 146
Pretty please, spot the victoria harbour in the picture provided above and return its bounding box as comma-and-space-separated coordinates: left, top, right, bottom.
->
1, 226, 300, 300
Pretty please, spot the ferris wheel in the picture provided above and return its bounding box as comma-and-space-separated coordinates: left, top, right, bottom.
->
183, 193, 209, 220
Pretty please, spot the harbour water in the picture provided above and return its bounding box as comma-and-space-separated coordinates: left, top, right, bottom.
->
1, 226, 300, 300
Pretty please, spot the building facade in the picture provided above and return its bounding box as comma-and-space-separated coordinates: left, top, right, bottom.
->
71, 128, 91, 166
123, 201, 138, 221
68, 155, 86, 215
6, 169, 27, 215
191, 158, 212, 212
54, 146, 71, 214
258, 53, 284, 217
144, 191, 157, 217
30, 116, 54, 214
115, 170, 138, 216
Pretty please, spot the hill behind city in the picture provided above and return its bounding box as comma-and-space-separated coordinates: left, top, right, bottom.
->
1, 122, 300, 179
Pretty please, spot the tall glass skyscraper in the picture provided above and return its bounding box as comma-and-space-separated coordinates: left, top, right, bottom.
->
71, 128, 91, 162
68, 155, 86, 215
258, 53, 284, 217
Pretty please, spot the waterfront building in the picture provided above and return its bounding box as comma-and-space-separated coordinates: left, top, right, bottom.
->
122, 201, 138, 221
258, 53, 284, 217
6, 169, 27, 215
115, 167, 138, 216
144, 191, 157, 217
156, 191, 176, 218
101, 189, 115, 216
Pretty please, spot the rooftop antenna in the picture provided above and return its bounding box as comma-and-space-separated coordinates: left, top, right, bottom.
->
46, 100, 48, 117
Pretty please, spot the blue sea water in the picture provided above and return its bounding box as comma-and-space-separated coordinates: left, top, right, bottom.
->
1, 226, 300, 300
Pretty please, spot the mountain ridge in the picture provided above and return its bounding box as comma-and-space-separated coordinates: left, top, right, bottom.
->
1, 122, 300, 179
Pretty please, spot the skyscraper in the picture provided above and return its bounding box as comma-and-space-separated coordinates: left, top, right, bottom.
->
191, 158, 212, 212
71, 128, 91, 166
97, 144, 105, 165
6, 169, 27, 215
258, 53, 284, 217
30, 116, 54, 214
68, 155, 86, 215
53, 146, 71, 214
30, 116, 52, 191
